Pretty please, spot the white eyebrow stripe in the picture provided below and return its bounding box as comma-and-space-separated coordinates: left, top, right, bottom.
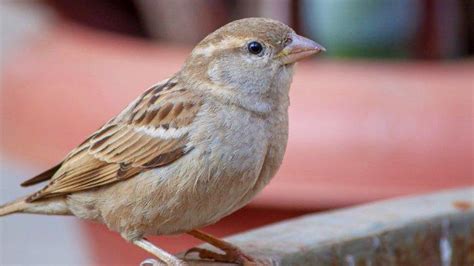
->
134, 125, 190, 139
192, 37, 244, 57
192, 43, 218, 57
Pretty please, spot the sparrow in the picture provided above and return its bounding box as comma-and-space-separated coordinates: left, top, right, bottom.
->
0, 18, 324, 265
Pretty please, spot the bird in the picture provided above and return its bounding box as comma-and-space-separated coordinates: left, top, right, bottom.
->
0, 17, 324, 265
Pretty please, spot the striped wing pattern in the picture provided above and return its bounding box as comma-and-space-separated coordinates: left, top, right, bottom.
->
27, 78, 201, 202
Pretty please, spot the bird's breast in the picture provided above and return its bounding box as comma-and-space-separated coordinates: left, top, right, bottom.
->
186, 100, 289, 200
193, 104, 270, 181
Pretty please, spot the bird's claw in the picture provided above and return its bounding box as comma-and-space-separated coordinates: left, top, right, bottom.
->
140, 258, 187, 266
185, 247, 257, 265
140, 258, 164, 266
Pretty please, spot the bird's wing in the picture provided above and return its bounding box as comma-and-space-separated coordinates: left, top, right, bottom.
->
27, 78, 201, 202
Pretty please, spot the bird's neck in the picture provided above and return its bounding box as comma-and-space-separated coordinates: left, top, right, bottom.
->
178, 68, 292, 115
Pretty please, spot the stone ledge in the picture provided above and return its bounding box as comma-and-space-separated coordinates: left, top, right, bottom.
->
172, 187, 473, 265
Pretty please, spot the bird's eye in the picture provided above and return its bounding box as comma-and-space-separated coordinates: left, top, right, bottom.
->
247, 41, 263, 55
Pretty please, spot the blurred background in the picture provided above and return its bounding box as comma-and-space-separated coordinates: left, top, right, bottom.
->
0, 0, 472, 265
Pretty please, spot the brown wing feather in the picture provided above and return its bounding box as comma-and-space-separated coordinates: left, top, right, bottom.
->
26, 79, 201, 202
20, 163, 62, 187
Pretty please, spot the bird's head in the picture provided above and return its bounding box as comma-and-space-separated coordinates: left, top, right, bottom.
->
180, 18, 324, 111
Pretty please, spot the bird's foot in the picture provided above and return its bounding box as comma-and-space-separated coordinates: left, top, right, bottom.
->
141, 258, 188, 266
140, 258, 164, 266
185, 246, 257, 265
134, 239, 187, 266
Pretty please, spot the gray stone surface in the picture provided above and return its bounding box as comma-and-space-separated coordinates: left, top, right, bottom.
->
181, 187, 474, 265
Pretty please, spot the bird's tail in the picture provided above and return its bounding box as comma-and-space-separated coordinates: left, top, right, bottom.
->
0, 197, 29, 217
0, 196, 71, 217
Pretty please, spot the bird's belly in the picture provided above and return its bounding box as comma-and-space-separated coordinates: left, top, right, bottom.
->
82, 124, 270, 238
152, 138, 269, 235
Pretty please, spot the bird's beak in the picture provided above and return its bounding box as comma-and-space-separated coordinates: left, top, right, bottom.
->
276, 33, 326, 65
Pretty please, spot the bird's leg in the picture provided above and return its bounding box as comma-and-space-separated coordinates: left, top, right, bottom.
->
133, 238, 187, 266
185, 229, 256, 265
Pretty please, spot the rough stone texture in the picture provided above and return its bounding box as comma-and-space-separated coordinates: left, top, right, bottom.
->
179, 188, 474, 265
